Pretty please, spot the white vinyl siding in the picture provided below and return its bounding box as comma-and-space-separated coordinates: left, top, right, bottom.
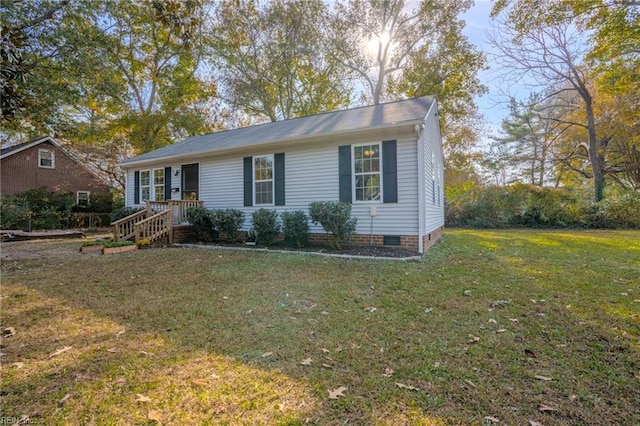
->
125, 132, 423, 236
422, 107, 445, 234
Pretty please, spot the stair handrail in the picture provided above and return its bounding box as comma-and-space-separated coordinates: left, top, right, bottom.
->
134, 209, 173, 245
111, 209, 148, 241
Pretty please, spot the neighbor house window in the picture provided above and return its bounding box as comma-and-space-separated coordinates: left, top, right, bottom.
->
153, 168, 165, 201
254, 155, 273, 205
77, 191, 90, 206
38, 149, 54, 168
353, 144, 381, 202
140, 170, 151, 202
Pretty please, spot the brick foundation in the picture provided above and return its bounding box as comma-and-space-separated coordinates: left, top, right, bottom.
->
173, 224, 197, 244
171, 225, 426, 253
422, 225, 444, 251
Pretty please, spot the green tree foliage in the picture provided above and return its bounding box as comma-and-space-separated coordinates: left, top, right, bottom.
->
489, 94, 566, 186
211, 0, 351, 122
2, 0, 216, 155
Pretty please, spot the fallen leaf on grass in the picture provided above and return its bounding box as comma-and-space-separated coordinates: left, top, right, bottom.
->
222, 296, 229, 300
484, 416, 500, 423
300, 358, 313, 366
58, 393, 71, 406
569, 394, 577, 402
538, 403, 559, 412
364, 306, 377, 312
107, 348, 117, 353
464, 379, 476, 388
534, 375, 553, 381
509, 318, 519, 322
488, 318, 497, 324
115, 329, 125, 337
49, 346, 72, 358
3, 327, 16, 337
382, 367, 394, 377
135, 394, 151, 403
468, 334, 480, 343
328, 386, 347, 399
528, 421, 543, 426
321, 348, 331, 353
496, 329, 506, 333
191, 379, 207, 387
322, 363, 333, 369
261, 352, 273, 358
12, 362, 24, 369
148, 410, 161, 422
396, 382, 419, 391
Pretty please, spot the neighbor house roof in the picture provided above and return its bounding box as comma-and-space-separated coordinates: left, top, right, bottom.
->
0, 135, 62, 159
1, 135, 112, 187
121, 96, 436, 167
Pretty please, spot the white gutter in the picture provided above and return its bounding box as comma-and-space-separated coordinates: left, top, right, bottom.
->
416, 123, 425, 255
119, 119, 425, 168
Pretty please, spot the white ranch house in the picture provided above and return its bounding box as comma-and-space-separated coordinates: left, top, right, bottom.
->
118, 96, 444, 253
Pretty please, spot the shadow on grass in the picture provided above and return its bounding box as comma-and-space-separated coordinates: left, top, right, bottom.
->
1, 229, 639, 424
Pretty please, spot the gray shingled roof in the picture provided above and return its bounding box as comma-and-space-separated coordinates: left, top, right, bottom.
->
121, 96, 436, 166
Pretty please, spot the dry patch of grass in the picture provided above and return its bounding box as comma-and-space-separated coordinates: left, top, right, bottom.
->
1, 229, 639, 425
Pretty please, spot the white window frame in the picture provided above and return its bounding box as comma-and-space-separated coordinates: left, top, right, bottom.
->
153, 168, 165, 201
140, 168, 166, 202
352, 143, 382, 203
140, 170, 151, 202
38, 149, 55, 169
253, 154, 274, 206
77, 191, 91, 205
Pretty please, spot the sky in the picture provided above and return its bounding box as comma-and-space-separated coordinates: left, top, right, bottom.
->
460, 0, 508, 141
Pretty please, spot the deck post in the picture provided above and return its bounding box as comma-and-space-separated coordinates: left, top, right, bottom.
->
168, 208, 174, 245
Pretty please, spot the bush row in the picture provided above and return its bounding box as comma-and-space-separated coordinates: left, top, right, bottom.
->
446, 184, 640, 229
1, 187, 117, 230
186, 201, 358, 248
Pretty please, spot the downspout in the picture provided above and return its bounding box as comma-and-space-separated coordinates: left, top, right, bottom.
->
416, 123, 425, 255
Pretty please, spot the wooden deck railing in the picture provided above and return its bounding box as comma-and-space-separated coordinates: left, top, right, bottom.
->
135, 209, 173, 245
111, 209, 148, 241
112, 199, 203, 243
147, 200, 203, 224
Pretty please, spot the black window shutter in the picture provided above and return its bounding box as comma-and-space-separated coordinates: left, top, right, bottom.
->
338, 145, 352, 203
243, 157, 253, 207
382, 140, 398, 203
164, 167, 172, 200
274, 153, 285, 206
134, 171, 140, 204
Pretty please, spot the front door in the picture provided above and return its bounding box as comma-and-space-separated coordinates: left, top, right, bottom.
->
181, 163, 199, 200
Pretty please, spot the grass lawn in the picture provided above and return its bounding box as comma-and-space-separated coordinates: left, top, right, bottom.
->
1, 229, 639, 425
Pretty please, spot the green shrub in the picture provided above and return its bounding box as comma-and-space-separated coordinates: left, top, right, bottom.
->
110, 206, 145, 223
104, 240, 135, 248
281, 210, 309, 248
586, 194, 640, 229
251, 208, 280, 246
0, 187, 73, 230
308, 201, 357, 249
212, 209, 244, 243
186, 206, 216, 242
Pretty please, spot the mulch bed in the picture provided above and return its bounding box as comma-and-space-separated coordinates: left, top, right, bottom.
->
181, 240, 419, 258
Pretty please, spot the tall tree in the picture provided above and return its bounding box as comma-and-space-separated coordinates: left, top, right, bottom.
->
489, 5, 609, 201
211, 0, 351, 122
329, 0, 480, 105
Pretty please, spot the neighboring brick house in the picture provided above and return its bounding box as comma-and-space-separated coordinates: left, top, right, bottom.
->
0, 136, 112, 204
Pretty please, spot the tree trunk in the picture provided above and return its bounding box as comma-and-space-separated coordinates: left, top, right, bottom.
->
585, 98, 605, 202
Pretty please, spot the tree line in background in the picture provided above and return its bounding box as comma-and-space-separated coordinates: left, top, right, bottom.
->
1, 0, 638, 228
